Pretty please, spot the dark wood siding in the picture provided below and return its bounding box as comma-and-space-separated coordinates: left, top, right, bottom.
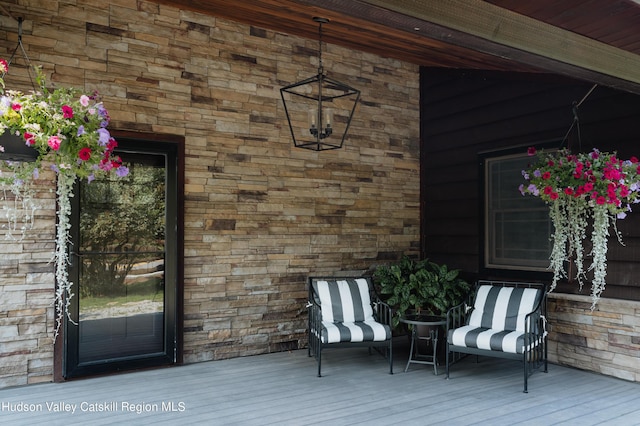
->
420, 67, 640, 301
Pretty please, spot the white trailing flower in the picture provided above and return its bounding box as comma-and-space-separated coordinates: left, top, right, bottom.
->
0, 177, 38, 241
589, 205, 610, 309
548, 201, 568, 292
53, 172, 76, 338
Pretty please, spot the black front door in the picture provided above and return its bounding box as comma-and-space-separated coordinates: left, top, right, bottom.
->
64, 140, 179, 378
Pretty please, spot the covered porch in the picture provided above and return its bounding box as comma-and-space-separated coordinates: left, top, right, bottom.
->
1, 338, 637, 425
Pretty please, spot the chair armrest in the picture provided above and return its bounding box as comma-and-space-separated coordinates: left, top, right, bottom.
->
523, 288, 547, 339
307, 297, 322, 336
446, 302, 470, 332
524, 303, 548, 343
373, 296, 393, 327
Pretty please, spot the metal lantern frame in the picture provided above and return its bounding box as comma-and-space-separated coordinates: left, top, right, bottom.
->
280, 17, 360, 151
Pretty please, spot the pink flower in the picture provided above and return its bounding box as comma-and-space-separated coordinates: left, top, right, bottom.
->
79, 95, 90, 107
620, 186, 630, 198
99, 159, 113, 171
78, 147, 91, 161
596, 196, 606, 205
23, 132, 36, 146
550, 192, 559, 200
527, 146, 536, 156
62, 105, 74, 119
542, 171, 551, 180
0, 58, 7, 74
11, 103, 21, 111
107, 138, 118, 150
47, 135, 62, 151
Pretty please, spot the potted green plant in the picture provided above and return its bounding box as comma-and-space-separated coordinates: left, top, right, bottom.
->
373, 256, 470, 328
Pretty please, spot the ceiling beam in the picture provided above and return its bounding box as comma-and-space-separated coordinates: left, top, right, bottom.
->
358, 0, 640, 93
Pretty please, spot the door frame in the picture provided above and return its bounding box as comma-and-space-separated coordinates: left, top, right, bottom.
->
54, 131, 184, 381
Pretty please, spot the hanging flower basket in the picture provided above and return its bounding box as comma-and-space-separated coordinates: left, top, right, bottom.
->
0, 58, 129, 339
0, 130, 38, 161
520, 146, 640, 308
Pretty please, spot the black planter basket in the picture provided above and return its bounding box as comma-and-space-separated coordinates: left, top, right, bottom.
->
0, 131, 38, 162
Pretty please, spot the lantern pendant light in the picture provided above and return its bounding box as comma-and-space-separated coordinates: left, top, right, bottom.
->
280, 17, 360, 151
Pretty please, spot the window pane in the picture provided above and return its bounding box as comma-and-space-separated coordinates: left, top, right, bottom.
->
486, 152, 552, 270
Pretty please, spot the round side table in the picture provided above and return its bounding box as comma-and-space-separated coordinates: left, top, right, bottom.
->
400, 314, 447, 375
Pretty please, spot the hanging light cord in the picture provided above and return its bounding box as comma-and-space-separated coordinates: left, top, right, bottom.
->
560, 83, 598, 152
317, 20, 324, 75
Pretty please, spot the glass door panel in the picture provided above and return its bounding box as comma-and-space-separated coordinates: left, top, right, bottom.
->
64, 142, 178, 378
78, 252, 165, 363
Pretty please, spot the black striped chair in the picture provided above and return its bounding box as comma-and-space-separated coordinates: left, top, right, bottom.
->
445, 280, 548, 392
307, 277, 393, 377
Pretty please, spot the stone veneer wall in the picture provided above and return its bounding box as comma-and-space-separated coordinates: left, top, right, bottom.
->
0, 1, 420, 387
547, 294, 640, 382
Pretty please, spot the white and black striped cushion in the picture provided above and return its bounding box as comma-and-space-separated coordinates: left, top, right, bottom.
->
314, 278, 391, 344
448, 285, 543, 354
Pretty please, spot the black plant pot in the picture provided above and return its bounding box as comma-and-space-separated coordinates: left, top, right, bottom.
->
0, 131, 38, 162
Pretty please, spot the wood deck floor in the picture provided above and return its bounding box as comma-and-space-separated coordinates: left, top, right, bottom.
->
1, 338, 638, 425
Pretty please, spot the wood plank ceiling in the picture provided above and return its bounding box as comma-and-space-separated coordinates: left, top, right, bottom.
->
154, 0, 640, 94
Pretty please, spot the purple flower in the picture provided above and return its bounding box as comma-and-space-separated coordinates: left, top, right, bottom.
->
533, 169, 542, 178
521, 170, 529, 180
97, 128, 110, 145
50, 164, 59, 173
116, 166, 129, 177
528, 184, 539, 196
87, 174, 95, 184
519, 184, 525, 195
617, 212, 627, 220
77, 125, 85, 137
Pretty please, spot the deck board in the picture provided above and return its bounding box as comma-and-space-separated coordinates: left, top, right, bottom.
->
0, 338, 638, 425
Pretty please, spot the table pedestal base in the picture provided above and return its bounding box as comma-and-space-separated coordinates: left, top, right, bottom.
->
400, 315, 446, 375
